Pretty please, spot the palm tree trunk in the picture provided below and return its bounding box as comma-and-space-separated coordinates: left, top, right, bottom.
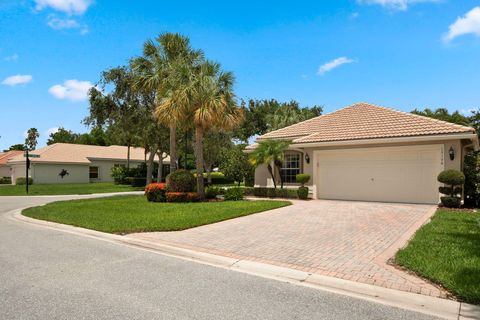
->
267, 164, 276, 189
195, 125, 205, 199
146, 150, 155, 184
127, 145, 131, 170
157, 152, 163, 182
169, 125, 177, 172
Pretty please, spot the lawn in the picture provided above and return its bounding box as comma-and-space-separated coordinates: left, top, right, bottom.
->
0, 183, 143, 196
395, 208, 480, 304
22, 196, 290, 234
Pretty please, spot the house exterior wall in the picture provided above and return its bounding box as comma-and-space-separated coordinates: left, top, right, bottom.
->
88, 160, 145, 183
10, 163, 28, 185
31, 164, 90, 184
253, 139, 467, 199
0, 165, 10, 178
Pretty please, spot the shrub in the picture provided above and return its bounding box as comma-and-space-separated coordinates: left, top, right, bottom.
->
16, 177, 33, 185
438, 169, 465, 208
224, 187, 244, 201
296, 174, 310, 186
243, 187, 255, 196
0, 176, 12, 184
167, 170, 196, 192
166, 192, 200, 203
111, 166, 129, 184
440, 196, 461, 208
203, 172, 234, 185
463, 151, 480, 207
205, 186, 221, 199
129, 177, 147, 187
267, 188, 277, 198
297, 186, 309, 199
252, 187, 297, 199
144, 183, 166, 202
253, 187, 268, 197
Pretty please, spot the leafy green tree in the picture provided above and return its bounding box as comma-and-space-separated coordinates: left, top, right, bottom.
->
24, 128, 39, 151
411, 108, 470, 126
203, 130, 233, 183
6, 144, 25, 151
220, 144, 252, 186
47, 127, 78, 145
249, 139, 290, 189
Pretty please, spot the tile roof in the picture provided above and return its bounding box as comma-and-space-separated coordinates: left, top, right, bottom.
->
257, 102, 475, 144
0, 151, 23, 165
7, 143, 170, 164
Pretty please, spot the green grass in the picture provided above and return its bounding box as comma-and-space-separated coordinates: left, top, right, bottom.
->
396, 208, 480, 304
0, 182, 142, 196
22, 196, 290, 234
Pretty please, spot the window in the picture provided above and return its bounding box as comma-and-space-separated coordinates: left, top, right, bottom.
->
280, 153, 301, 183
89, 166, 99, 179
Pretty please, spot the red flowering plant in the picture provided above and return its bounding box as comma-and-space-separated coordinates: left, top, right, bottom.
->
165, 192, 200, 203
145, 183, 167, 202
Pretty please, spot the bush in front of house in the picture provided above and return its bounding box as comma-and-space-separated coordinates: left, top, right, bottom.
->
224, 187, 244, 201
252, 187, 297, 199
296, 174, 311, 200
0, 177, 12, 184
145, 183, 167, 202
129, 177, 147, 187
203, 172, 235, 185
166, 192, 200, 203
438, 169, 465, 208
111, 166, 130, 185
463, 151, 480, 207
16, 177, 33, 185
205, 186, 221, 199
167, 170, 196, 192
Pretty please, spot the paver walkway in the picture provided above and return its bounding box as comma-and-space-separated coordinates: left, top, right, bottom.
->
128, 199, 447, 298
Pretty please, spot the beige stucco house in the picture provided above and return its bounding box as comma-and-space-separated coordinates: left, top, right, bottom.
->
6, 143, 170, 185
0, 151, 23, 179
248, 103, 478, 204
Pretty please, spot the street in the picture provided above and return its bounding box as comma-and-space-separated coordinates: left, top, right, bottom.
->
0, 195, 441, 320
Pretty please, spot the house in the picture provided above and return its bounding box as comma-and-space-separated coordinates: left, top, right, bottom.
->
248, 103, 478, 204
6, 143, 170, 185
0, 151, 23, 178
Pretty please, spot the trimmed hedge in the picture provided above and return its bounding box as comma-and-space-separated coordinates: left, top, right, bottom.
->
438, 170, 465, 186
437, 169, 465, 208
253, 187, 298, 199
167, 170, 196, 192
205, 186, 221, 199
297, 186, 309, 199
203, 172, 234, 185
166, 192, 200, 203
224, 187, 244, 201
129, 177, 147, 187
16, 177, 33, 185
0, 176, 12, 184
144, 183, 166, 202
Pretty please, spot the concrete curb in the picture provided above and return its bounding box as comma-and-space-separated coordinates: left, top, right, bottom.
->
9, 207, 480, 320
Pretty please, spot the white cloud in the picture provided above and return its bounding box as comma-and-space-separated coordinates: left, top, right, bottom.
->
46, 127, 59, 136
317, 57, 355, 75
357, 0, 439, 11
1, 74, 33, 86
48, 79, 93, 101
47, 17, 80, 29
34, 0, 92, 15
4, 54, 19, 62
443, 7, 480, 43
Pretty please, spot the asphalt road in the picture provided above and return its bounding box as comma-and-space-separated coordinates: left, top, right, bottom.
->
0, 195, 441, 320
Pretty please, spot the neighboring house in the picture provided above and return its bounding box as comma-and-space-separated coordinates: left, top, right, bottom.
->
0, 151, 23, 178
247, 103, 478, 204
6, 143, 170, 185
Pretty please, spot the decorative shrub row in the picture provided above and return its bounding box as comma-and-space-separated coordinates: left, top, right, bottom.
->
251, 187, 299, 199
0, 176, 11, 184
203, 172, 234, 185
145, 183, 166, 202
165, 192, 200, 203
224, 187, 244, 201
16, 177, 33, 185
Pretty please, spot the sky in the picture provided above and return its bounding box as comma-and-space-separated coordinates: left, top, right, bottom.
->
1, 0, 480, 150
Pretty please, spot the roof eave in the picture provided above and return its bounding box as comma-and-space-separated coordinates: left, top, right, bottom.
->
290, 133, 478, 148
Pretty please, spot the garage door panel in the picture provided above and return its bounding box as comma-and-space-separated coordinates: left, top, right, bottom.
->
316, 145, 443, 204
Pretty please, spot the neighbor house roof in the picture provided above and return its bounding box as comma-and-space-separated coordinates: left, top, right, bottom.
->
256, 102, 476, 145
0, 151, 23, 165
7, 143, 170, 165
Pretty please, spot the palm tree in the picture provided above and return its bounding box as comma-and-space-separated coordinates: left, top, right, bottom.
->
132, 33, 202, 172
167, 61, 243, 198
250, 139, 291, 189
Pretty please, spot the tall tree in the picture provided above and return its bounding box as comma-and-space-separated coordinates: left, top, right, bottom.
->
6, 144, 25, 151
249, 139, 291, 189
24, 128, 39, 151
203, 130, 233, 183
47, 127, 78, 145
133, 32, 203, 173
411, 108, 470, 126
220, 144, 253, 186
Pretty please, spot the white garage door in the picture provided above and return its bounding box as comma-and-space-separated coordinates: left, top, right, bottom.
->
315, 145, 443, 204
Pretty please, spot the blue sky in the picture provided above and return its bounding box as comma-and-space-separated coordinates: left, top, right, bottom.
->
1, 0, 480, 150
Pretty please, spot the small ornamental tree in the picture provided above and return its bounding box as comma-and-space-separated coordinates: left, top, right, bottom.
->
166, 169, 196, 192
296, 173, 310, 200
437, 169, 465, 208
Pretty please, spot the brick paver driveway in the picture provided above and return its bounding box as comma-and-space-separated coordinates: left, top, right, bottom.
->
128, 200, 445, 297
